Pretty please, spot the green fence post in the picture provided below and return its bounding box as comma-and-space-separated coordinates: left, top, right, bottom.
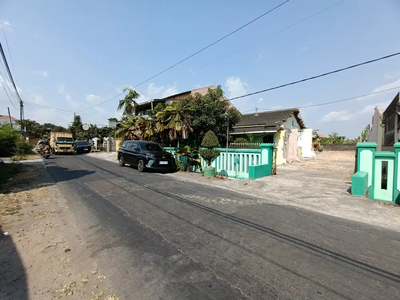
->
260, 143, 274, 175
393, 143, 400, 204
356, 142, 377, 190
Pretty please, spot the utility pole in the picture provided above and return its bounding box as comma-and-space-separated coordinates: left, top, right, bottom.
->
7, 107, 13, 128
0, 43, 23, 134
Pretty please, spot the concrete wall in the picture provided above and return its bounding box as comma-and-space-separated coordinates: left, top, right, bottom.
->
275, 130, 286, 165
323, 144, 357, 151
367, 106, 383, 151
286, 129, 299, 162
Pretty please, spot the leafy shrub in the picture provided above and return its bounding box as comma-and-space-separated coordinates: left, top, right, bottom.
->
200, 149, 220, 167
15, 141, 35, 156
201, 130, 219, 148
0, 124, 19, 157
233, 137, 248, 144
175, 158, 184, 170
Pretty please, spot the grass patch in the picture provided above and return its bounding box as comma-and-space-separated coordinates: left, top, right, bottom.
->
11, 153, 39, 161
0, 163, 23, 186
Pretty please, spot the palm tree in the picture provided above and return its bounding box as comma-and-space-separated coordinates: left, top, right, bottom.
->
155, 101, 194, 147
117, 87, 140, 117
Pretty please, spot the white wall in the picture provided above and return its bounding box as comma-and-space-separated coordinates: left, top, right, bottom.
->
298, 128, 315, 158
283, 115, 300, 130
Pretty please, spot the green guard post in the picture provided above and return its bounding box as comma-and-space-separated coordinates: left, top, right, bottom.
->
356, 142, 377, 190
393, 143, 400, 204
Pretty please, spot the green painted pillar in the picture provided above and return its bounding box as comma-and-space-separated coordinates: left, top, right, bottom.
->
393, 143, 400, 204
356, 142, 377, 188
260, 143, 274, 175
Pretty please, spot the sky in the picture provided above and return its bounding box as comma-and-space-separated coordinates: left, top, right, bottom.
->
0, 0, 399, 138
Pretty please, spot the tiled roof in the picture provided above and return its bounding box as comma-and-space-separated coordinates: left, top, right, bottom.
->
233, 108, 305, 133
0, 115, 16, 119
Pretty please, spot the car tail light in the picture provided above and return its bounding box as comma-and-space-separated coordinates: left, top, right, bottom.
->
46, 150, 49, 153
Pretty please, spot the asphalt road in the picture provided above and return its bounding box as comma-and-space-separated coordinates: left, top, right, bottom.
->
44, 154, 400, 300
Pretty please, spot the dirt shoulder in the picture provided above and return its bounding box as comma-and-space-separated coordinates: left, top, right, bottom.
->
0, 161, 119, 300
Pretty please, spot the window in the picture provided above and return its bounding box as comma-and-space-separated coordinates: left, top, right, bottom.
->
384, 112, 395, 145
141, 143, 163, 152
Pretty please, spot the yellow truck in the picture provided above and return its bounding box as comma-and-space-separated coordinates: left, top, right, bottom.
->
50, 132, 74, 154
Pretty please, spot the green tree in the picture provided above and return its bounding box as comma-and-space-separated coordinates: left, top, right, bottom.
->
117, 87, 140, 117
199, 130, 220, 167
15, 119, 41, 137
115, 116, 138, 140
155, 101, 194, 147
69, 115, 84, 140
0, 124, 19, 157
183, 86, 241, 146
135, 118, 155, 140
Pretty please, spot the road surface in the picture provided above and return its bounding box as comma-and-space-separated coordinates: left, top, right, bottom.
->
44, 154, 400, 299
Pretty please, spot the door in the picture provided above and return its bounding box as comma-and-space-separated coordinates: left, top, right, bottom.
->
373, 157, 394, 202
129, 141, 140, 166
122, 141, 134, 164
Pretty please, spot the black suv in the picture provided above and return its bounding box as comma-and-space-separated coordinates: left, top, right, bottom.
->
118, 140, 176, 172
73, 140, 92, 153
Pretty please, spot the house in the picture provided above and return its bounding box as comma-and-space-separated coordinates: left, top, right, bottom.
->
135, 85, 231, 118
232, 108, 313, 165
381, 92, 400, 150
0, 115, 16, 126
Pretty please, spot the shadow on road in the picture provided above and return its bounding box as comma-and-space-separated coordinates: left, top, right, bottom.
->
45, 165, 95, 183
0, 226, 28, 300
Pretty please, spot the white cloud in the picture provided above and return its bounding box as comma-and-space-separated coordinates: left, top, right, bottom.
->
320, 110, 354, 122
33, 70, 48, 77
258, 54, 263, 61
360, 101, 390, 115
258, 97, 263, 103
371, 78, 400, 94
162, 85, 178, 98
86, 94, 100, 103
300, 46, 308, 51
147, 83, 165, 97
0, 19, 11, 30
225, 76, 248, 99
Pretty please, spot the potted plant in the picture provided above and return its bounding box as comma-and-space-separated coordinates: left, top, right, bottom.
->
199, 130, 220, 177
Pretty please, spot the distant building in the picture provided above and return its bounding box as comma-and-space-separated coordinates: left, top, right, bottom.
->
0, 115, 16, 126
382, 92, 400, 148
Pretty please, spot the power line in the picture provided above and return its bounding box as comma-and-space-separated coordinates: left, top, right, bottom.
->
0, 68, 18, 109
133, 0, 289, 89
242, 85, 400, 114
24, 101, 103, 119
172, 0, 346, 83
79, 0, 290, 112
2, 25, 17, 84
228, 51, 400, 101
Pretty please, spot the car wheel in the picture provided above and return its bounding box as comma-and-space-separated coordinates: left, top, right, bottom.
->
137, 159, 145, 172
118, 155, 125, 167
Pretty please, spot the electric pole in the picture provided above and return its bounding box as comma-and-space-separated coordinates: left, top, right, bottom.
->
7, 107, 13, 128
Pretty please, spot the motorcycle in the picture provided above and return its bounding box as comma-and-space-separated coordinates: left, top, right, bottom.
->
39, 145, 51, 159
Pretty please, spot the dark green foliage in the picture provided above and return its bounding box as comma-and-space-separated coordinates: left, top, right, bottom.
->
182, 86, 241, 145
0, 124, 19, 157
15, 141, 35, 156
233, 137, 248, 144
201, 130, 219, 148
199, 149, 220, 167
15, 119, 66, 138
200, 130, 220, 166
